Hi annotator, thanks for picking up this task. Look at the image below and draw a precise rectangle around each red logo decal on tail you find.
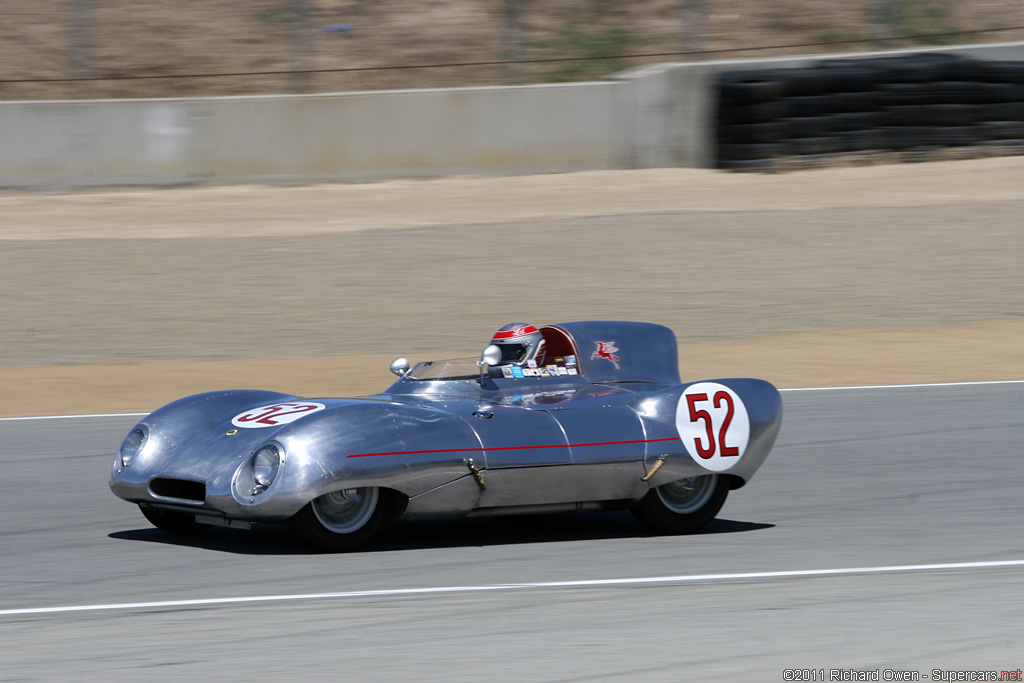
[591,341,621,369]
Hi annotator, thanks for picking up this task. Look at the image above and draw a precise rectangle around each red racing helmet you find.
[490,323,547,366]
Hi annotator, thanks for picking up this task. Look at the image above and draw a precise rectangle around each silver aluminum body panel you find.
[631,377,783,487]
[110,321,782,527]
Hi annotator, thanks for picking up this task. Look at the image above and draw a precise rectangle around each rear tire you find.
[631,474,730,535]
[139,505,213,534]
[288,487,388,552]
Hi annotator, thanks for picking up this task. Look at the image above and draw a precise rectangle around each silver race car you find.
[110,321,782,552]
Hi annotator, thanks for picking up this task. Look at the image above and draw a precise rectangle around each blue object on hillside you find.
[322,25,354,32]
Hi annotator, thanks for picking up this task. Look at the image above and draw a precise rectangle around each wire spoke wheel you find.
[631,474,730,535]
[311,487,379,534]
[290,486,388,552]
[655,475,718,514]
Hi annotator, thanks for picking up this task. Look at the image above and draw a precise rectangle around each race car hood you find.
[110,390,478,519]
[117,391,396,480]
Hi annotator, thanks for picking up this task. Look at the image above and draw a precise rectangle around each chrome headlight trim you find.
[252,443,282,489]
[119,426,148,468]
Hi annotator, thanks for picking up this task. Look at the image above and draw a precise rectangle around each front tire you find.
[288,487,387,552]
[139,505,213,535]
[630,474,730,535]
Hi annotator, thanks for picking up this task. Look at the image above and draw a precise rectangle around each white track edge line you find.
[2,379,1023,421]
[780,379,1024,392]
[2,559,1022,617]
[0,412,147,422]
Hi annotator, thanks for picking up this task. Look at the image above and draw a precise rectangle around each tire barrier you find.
[716,52,1024,170]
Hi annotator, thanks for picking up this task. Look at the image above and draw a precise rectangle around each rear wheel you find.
[139,505,213,534]
[631,474,730,535]
[288,487,387,552]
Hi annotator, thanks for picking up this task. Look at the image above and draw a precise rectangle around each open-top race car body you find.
[110,321,783,551]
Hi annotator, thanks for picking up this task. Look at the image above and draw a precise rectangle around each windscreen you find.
[406,359,481,381]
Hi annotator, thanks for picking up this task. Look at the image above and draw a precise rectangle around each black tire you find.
[976,61,1024,85]
[782,135,848,156]
[923,104,985,127]
[975,83,1023,105]
[882,104,927,126]
[716,158,776,172]
[837,128,886,151]
[718,71,785,104]
[830,111,883,132]
[907,81,978,105]
[718,100,787,124]
[779,115,837,138]
[929,125,984,148]
[717,142,780,162]
[717,120,787,144]
[982,102,1024,122]
[977,120,1024,141]
[816,64,875,93]
[783,68,846,97]
[877,83,922,107]
[139,505,213,535]
[288,487,389,552]
[824,91,879,112]
[783,94,840,118]
[630,474,730,535]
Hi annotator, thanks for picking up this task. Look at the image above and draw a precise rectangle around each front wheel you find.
[630,474,730,535]
[288,487,387,552]
[139,505,213,535]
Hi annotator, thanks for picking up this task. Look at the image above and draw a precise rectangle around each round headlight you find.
[252,444,281,488]
[120,428,147,467]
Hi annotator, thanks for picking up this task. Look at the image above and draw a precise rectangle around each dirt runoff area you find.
[1,156,1022,417]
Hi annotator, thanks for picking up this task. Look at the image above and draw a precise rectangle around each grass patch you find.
[532,27,645,83]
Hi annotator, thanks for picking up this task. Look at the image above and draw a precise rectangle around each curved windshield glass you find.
[406,359,482,381]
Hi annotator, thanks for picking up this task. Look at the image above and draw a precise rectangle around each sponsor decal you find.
[546,364,559,375]
[502,367,514,378]
[675,382,750,472]
[565,355,577,365]
[232,401,326,429]
[591,341,621,369]
[557,367,569,375]
[527,359,538,369]
[511,366,525,378]
[567,368,579,375]
[540,367,551,377]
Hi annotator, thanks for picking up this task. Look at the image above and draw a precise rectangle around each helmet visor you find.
[497,343,528,364]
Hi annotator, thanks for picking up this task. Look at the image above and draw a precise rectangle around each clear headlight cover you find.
[120,427,147,467]
[252,444,281,488]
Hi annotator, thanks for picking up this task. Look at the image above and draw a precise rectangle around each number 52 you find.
[686,391,740,459]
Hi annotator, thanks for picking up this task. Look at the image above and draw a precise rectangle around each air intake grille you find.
[149,477,206,503]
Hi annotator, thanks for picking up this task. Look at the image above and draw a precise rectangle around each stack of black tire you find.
[716,52,1024,170]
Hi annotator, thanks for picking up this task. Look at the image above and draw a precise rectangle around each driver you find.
[489,323,546,367]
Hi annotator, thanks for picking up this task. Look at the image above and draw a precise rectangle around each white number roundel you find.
[231,402,326,429]
[675,383,750,472]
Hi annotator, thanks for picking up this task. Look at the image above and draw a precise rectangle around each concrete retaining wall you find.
[0,82,618,188]
[1,41,1021,188]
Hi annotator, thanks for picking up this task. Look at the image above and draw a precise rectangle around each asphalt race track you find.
[1,382,1022,681]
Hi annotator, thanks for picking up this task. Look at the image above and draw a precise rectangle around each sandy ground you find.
[1,157,1022,417]
[3,157,1023,240]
